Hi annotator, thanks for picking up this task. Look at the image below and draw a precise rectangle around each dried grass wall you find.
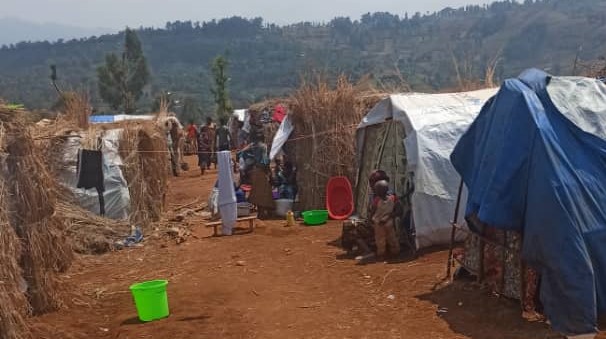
[0,106,74,338]
[289,76,384,210]
[119,121,169,226]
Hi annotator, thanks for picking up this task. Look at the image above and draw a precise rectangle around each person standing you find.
[230,113,240,149]
[206,117,216,170]
[248,132,274,219]
[215,117,232,153]
[197,119,213,176]
[186,120,198,155]
[369,180,401,259]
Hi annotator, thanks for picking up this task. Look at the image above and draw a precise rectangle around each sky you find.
[4,0,494,29]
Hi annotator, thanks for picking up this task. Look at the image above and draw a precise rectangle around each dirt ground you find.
[28,156,602,339]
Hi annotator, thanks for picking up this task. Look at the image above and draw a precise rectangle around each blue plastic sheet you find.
[89,115,115,123]
[451,69,606,335]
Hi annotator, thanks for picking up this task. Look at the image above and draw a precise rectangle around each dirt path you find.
[29,156,595,338]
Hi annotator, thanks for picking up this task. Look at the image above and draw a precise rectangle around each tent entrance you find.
[355,120,408,219]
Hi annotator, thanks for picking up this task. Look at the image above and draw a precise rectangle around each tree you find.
[210,55,232,118]
[97,28,150,114]
[180,96,202,123]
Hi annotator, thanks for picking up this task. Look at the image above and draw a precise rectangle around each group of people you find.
[185,117,232,176]
[188,111,296,220]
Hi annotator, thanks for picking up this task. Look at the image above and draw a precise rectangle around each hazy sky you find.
[4,0,494,29]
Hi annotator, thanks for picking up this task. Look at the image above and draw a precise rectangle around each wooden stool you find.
[205,215,257,236]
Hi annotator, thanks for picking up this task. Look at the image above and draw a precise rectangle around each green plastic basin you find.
[302,210,328,226]
[129,280,169,322]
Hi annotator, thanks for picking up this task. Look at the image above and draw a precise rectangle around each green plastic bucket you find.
[129,280,169,322]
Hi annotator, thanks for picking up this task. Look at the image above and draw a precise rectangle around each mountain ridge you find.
[0,0,605,113]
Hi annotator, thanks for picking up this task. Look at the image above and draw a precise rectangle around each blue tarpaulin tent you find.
[451,69,606,336]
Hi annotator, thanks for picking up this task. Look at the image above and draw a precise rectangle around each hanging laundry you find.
[77,149,104,190]
[77,149,106,215]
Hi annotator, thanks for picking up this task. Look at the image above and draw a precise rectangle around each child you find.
[369,180,401,259]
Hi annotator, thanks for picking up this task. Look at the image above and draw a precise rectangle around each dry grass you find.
[0,104,76,338]
[288,74,386,210]
[56,202,131,254]
[119,121,169,226]
[56,92,91,130]
[450,49,501,92]
[1,107,73,315]
[0,181,32,339]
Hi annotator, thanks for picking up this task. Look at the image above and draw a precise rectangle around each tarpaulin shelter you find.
[58,129,130,220]
[356,88,497,249]
[451,69,606,336]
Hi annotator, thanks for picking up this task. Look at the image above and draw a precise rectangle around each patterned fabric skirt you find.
[460,224,540,314]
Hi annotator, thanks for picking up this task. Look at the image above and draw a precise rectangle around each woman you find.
[247,134,275,219]
[185,120,198,155]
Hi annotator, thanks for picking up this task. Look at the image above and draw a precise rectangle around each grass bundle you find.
[0,107,73,315]
[56,202,131,254]
[0,181,31,339]
[56,92,91,130]
[0,105,74,338]
[119,121,169,227]
[288,75,385,210]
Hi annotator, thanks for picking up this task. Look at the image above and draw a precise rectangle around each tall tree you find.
[210,55,232,119]
[180,96,202,123]
[97,28,150,114]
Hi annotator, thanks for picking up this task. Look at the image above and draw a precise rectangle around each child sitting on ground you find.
[369,180,401,259]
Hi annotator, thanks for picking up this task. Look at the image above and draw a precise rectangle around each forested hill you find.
[1,0,605,113]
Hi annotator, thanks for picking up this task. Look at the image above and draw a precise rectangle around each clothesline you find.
[24,122,361,155]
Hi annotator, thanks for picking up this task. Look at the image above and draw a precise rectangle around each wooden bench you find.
[205,215,257,236]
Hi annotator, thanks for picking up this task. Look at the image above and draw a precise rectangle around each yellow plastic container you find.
[286,211,296,227]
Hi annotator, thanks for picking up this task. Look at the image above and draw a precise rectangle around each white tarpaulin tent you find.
[59,129,131,220]
[355,88,498,249]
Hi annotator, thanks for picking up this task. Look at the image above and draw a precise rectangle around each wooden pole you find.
[446,179,464,279]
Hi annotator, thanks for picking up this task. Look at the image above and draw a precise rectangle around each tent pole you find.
[446,179,464,280]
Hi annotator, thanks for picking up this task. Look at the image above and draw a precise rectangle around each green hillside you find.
[0,0,605,115]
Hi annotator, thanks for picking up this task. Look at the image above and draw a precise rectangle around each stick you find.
[377,269,396,291]
[446,179,464,280]
[171,199,200,211]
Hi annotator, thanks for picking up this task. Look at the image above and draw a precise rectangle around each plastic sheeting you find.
[356,88,497,249]
[269,115,293,160]
[58,129,130,220]
[451,69,606,335]
[90,114,155,124]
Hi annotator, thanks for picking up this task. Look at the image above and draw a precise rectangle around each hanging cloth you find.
[217,151,237,235]
[77,149,106,215]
